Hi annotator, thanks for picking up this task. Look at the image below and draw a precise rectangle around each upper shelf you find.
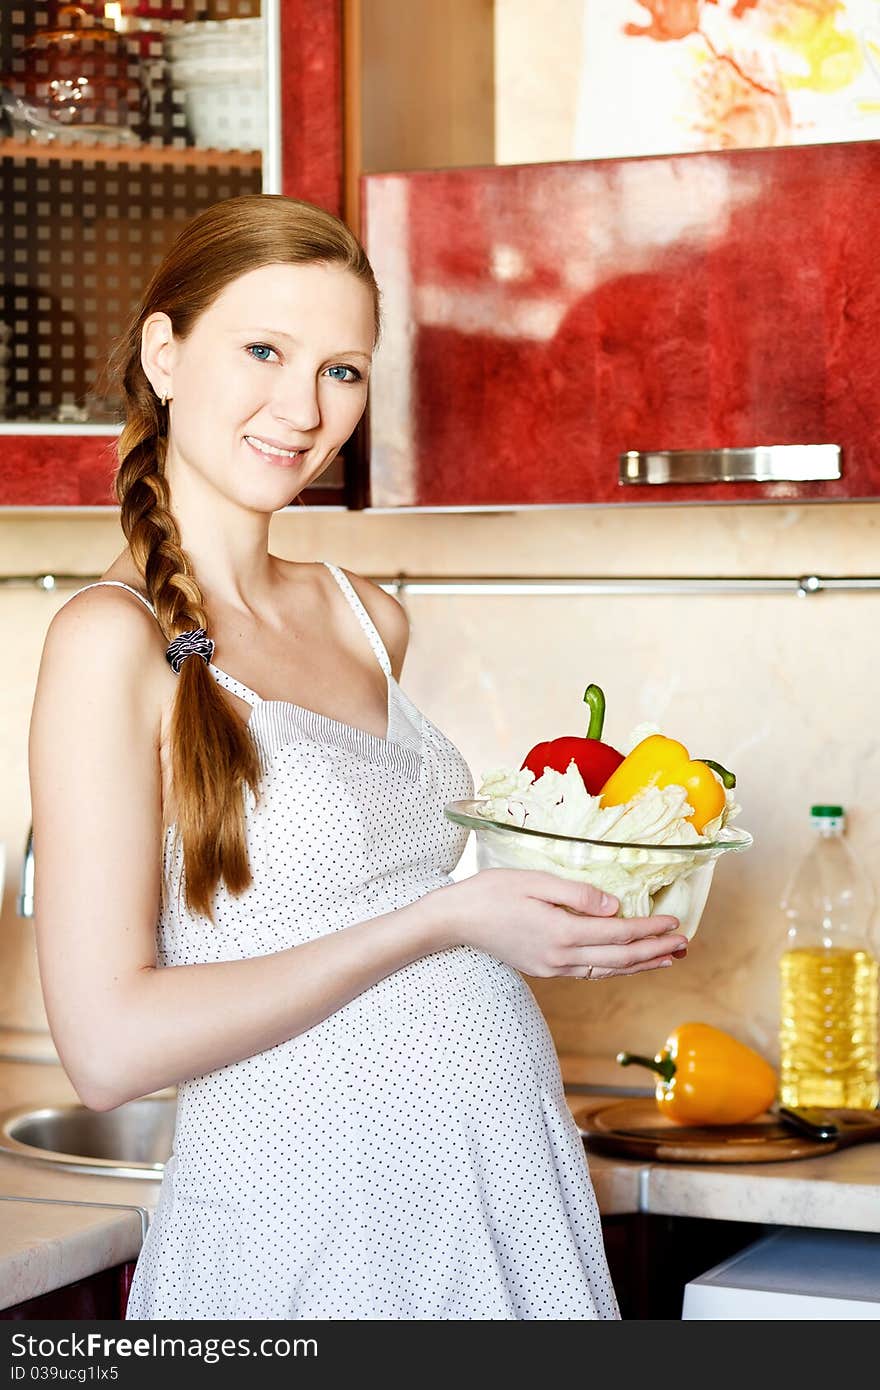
[0,139,263,169]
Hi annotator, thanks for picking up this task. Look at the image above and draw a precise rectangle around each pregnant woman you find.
[28,194,687,1320]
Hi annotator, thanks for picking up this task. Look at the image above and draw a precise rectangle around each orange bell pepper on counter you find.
[616,1022,777,1126]
[599,735,735,833]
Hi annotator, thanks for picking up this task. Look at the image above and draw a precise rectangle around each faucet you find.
[18,824,34,918]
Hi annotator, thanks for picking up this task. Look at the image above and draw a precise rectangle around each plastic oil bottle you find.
[779,805,879,1110]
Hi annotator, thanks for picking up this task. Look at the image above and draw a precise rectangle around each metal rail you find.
[0,572,879,597]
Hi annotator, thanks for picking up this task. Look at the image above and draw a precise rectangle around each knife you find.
[778,1106,880,1147]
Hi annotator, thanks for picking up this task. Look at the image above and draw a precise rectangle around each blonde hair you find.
[111,194,379,921]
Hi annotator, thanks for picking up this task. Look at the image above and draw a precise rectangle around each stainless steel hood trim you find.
[620,445,842,485]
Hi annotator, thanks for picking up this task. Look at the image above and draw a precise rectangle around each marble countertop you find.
[0,1052,163,1310]
[567,1094,880,1236]
[0,1048,878,1311]
[559,1053,880,1236]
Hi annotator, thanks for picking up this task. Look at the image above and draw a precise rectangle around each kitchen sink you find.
[0,1096,176,1181]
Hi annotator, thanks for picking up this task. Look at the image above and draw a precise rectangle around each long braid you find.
[115,409,263,922]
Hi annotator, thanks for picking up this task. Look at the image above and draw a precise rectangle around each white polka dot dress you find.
[78,567,618,1321]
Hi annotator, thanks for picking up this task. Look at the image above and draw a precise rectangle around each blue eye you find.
[325,364,362,383]
[246,343,279,363]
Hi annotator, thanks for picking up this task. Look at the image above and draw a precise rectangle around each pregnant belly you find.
[348,944,528,1029]
[169,959,565,1216]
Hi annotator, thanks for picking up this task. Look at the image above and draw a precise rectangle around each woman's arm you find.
[28,588,443,1112]
[30,588,685,1113]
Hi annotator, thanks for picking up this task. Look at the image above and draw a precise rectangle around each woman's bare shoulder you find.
[44,580,159,654]
[336,565,410,678]
[36,583,170,731]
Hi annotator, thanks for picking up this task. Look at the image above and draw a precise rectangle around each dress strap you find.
[61,581,262,707]
[207,664,262,709]
[321,561,392,679]
[60,579,159,618]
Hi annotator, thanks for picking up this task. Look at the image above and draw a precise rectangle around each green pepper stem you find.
[616,1050,677,1084]
[698,759,736,789]
[583,685,606,741]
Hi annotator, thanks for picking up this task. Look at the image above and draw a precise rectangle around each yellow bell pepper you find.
[598,734,733,833]
[617,1022,778,1126]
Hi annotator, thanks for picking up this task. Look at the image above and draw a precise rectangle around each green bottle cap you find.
[811,804,844,817]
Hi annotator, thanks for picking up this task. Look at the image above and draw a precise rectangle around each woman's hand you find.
[426,869,688,980]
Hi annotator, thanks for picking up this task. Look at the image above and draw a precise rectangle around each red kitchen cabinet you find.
[362,141,880,508]
[0,0,348,507]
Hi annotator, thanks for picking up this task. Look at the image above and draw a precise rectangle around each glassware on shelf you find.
[166,19,265,152]
[0,87,141,145]
[0,2,266,430]
[7,3,149,144]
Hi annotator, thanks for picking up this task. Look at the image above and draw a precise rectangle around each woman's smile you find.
[244,433,309,466]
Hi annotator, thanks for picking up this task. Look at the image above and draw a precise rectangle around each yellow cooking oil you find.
[779,946,879,1109]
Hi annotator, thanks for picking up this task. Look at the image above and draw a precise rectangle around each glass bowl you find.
[444,799,753,941]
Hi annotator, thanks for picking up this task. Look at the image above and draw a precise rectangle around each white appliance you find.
[683,1227,880,1319]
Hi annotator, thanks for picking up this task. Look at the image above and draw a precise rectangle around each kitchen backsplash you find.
[2,501,879,1065]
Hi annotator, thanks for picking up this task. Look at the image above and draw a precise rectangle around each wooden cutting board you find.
[572,1097,880,1164]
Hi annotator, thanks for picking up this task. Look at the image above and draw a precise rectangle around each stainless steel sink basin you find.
[0,1096,176,1180]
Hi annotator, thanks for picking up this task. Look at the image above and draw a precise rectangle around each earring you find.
[161,393,169,407]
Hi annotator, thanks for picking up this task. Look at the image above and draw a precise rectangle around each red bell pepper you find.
[521,685,625,794]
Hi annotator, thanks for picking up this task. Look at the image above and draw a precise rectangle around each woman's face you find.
[147,261,374,512]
